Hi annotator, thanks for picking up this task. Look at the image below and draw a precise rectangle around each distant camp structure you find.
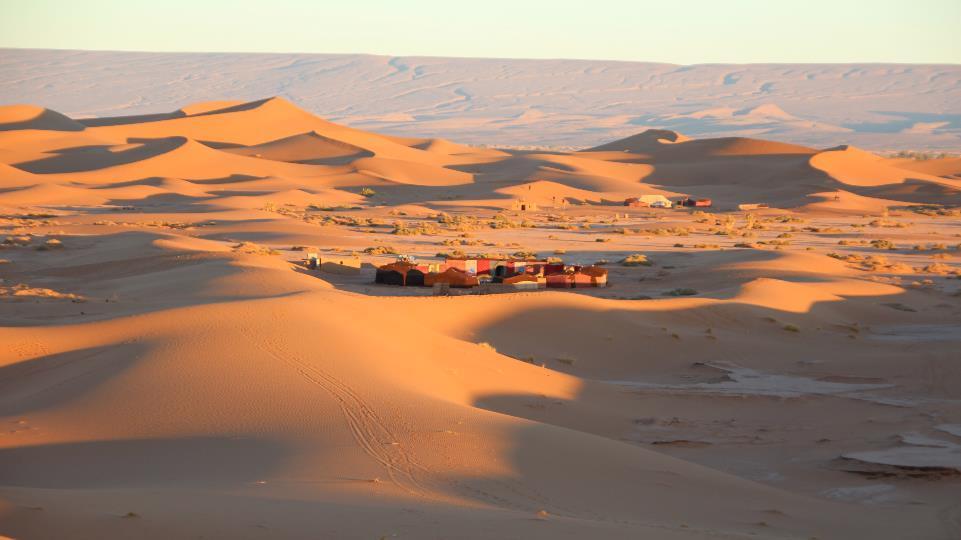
[510,199,539,212]
[373,256,607,290]
[304,252,361,274]
[624,195,672,208]
[680,197,712,208]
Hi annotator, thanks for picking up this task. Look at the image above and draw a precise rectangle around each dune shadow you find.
[15,137,187,174]
[0,437,287,488]
[0,343,146,417]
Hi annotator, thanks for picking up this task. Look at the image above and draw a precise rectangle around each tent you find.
[425,267,479,288]
[375,262,415,286]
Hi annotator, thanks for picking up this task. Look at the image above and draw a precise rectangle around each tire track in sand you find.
[253,333,431,497]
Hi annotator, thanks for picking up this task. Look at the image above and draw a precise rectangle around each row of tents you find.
[623,195,712,208]
[375,257,608,289]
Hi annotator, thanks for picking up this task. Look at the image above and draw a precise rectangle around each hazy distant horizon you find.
[3,48,959,152]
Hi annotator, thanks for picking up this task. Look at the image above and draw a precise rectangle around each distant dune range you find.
[1,49,960,151]
[0,98,959,211]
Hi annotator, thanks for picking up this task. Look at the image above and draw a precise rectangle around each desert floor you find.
[1,99,960,539]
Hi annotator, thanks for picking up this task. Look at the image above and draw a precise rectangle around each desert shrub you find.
[664,288,698,296]
[360,187,376,197]
[870,239,896,250]
[363,245,398,255]
[620,254,652,267]
[232,242,279,256]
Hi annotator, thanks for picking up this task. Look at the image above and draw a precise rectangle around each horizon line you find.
[3,47,960,67]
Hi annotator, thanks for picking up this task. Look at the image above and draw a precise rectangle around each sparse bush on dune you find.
[640,227,690,237]
[360,187,376,198]
[363,245,398,256]
[870,239,896,250]
[919,262,957,275]
[3,235,32,247]
[232,242,279,256]
[392,220,441,236]
[620,254,652,267]
[664,288,698,296]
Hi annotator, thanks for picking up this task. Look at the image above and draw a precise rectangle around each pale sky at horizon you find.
[1,0,959,65]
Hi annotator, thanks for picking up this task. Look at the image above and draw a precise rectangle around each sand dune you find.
[0,104,86,132]
[1,97,959,539]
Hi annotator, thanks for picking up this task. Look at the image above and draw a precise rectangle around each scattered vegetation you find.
[363,245,399,256]
[232,242,279,255]
[620,254,652,267]
[663,288,698,296]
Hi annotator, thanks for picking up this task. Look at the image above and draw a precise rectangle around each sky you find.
[1,0,959,64]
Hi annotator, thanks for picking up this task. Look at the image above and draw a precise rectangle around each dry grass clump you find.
[1,283,85,302]
[783,324,800,332]
[910,205,961,217]
[837,239,868,246]
[232,242,279,255]
[913,243,947,251]
[804,226,843,234]
[639,227,691,236]
[436,250,466,259]
[553,248,567,255]
[363,245,399,256]
[35,238,64,251]
[828,252,911,273]
[919,263,956,275]
[308,204,360,212]
[870,239,897,250]
[868,219,909,228]
[663,288,698,296]
[620,254,653,267]
[489,214,534,229]
[595,237,612,243]
[693,243,720,249]
[3,235,32,247]
[360,187,376,197]
[758,239,791,247]
[392,220,441,236]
